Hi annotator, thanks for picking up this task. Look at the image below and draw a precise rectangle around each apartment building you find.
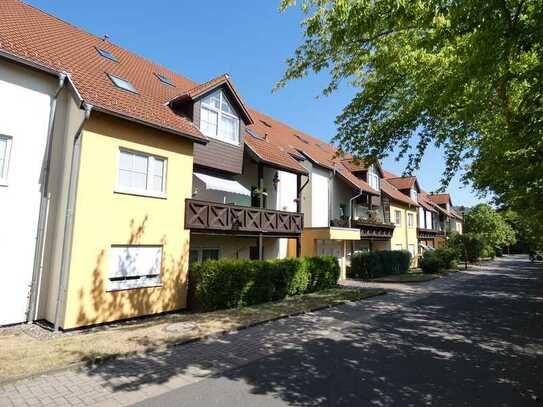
[0,0,463,328]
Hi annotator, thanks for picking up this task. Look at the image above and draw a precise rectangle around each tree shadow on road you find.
[83,257,543,406]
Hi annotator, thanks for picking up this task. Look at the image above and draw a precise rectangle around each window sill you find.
[0,180,8,187]
[107,284,163,293]
[114,188,167,200]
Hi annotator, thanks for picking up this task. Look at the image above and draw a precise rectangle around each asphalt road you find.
[134,256,543,406]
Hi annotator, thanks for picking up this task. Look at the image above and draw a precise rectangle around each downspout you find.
[28,72,67,322]
[348,190,364,228]
[53,102,93,331]
[328,167,336,225]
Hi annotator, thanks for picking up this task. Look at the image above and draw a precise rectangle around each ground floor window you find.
[108,246,162,291]
[189,247,220,264]
[408,244,416,258]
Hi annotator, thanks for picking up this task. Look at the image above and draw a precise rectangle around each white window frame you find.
[115,148,167,198]
[0,135,13,186]
[407,212,415,228]
[189,247,221,264]
[394,210,402,226]
[410,188,418,203]
[107,245,162,292]
[367,165,380,190]
[200,90,240,145]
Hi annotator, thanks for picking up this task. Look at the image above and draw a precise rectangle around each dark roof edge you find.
[244,143,308,175]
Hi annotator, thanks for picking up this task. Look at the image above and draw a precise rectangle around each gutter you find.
[348,190,365,228]
[27,72,67,322]
[53,102,93,331]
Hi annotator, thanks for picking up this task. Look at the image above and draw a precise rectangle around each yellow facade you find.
[61,113,194,329]
[300,227,361,279]
[389,203,419,267]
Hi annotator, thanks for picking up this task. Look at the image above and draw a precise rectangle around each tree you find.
[276,0,542,224]
[464,204,516,249]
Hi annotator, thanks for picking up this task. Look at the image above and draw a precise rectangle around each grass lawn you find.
[0,287,384,382]
[370,273,441,283]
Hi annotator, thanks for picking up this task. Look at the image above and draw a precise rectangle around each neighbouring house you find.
[428,193,464,247]
[379,177,419,266]
[0,55,66,326]
[417,191,444,252]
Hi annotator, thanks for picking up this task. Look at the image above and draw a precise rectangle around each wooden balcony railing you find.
[185,199,303,236]
[417,228,446,239]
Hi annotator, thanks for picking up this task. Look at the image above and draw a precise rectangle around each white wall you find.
[275,170,297,258]
[0,60,56,325]
[311,166,330,227]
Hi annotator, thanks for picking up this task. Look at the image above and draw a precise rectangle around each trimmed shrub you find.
[189,256,339,312]
[421,251,445,274]
[349,250,411,280]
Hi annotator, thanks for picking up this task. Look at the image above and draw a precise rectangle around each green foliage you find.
[421,251,446,274]
[189,256,339,311]
[448,232,486,262]
[421,247,459,274]
[277,0,542,232]
[465,204,516,249]
[349,250,411,280]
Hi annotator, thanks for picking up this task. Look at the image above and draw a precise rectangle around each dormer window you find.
[410,188,418,202]
[200,89,239,145]
[367,165,380,190]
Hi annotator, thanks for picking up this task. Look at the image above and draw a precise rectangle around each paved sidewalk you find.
[1,257,540,406]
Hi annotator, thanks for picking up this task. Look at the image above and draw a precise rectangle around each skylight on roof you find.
[155,73,175,87]
[295,134,309,144]
[96,47,118,62]
[259,120,272,128]
[107,74,138,94]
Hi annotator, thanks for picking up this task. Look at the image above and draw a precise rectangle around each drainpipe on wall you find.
[348,190,364,229]
[27,72,67,323]
[53,102,93,331]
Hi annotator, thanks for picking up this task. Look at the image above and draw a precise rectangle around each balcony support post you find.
[258,163,264,260]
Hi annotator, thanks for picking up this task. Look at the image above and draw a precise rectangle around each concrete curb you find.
[0,290,386,386]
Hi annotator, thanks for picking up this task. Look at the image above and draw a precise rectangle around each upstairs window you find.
[200,90,239,145]
[96,47,118,62]
[394,210,402,226]
[108,74,138,94]
[0,135,12,185]
[117,149,166,198]
[407,213,415,228]
[367,165,380,190]
[410,187,418,202]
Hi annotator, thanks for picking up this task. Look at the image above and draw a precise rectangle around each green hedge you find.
[349,250,411,280]
[421,248,459,274]
[188,256,340,311]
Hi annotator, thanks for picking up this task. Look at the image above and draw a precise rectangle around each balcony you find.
[417,228,445,239]
[331,217,395,241]
[185,199,303,236]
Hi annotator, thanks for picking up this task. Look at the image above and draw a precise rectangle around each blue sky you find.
[27,0,485,206]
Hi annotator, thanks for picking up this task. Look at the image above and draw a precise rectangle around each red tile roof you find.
[382,169,398,179]
[429,193,452,206]
[381,180,418,207]
[386,176,417,190]
[244,134,307,175]
[336,164,379,195]
[0,0,207,143]
[418,192,438,213]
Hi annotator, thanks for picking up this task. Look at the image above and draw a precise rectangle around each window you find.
[96,47,118,62]
[408,244,416,257]
[410,188,418,202]
[0,135,12,185]
[108,246,162,291]
[117,149,166,197]
[200,90,239,144]
[394,210,402,225]
[426,211,433,230]
[108,74,138,94]
[407,213,414,228]
[189,248,220,264]
[155,72,175,87]
[367,165,380,190]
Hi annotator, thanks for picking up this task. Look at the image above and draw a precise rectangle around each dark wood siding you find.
[192,98,245,174]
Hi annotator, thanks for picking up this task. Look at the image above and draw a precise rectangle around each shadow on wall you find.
[79,258,543,406]
[73,214,189,328]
